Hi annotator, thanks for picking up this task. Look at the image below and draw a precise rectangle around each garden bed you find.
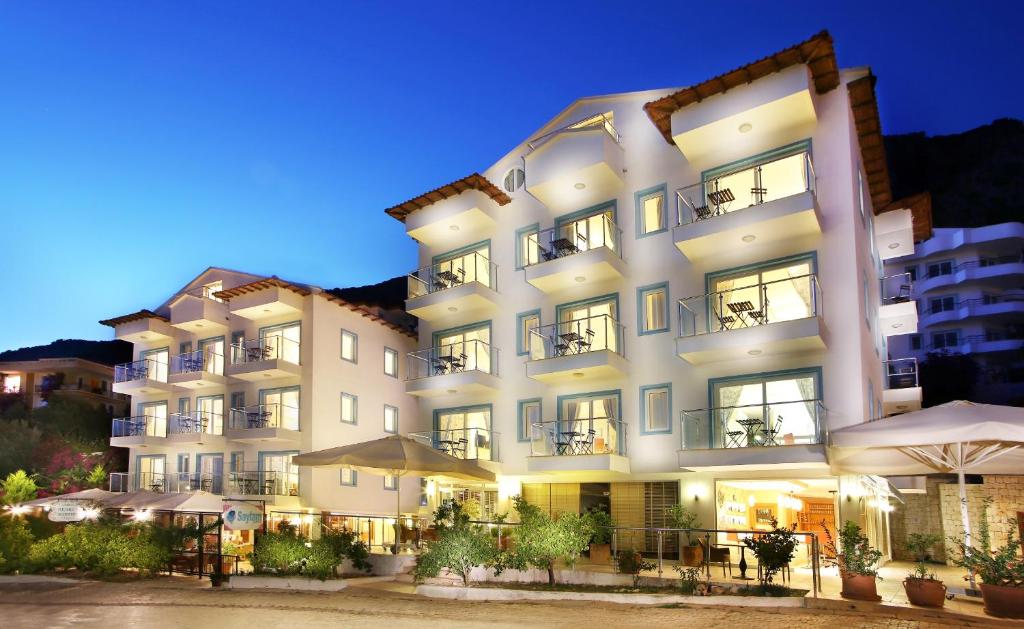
[225,575,348,591]
[415,583,808,607]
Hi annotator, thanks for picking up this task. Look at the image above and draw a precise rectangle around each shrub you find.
[744,519,797,589]
[414,499,498,586]
[250,526,372,580]
[616,550,655,588]
[823,520,882,578]
[673,565,703,594]
[250,530,307,575]
[949,499,1024,587]
[665,503,701,545]
[28,520,168,576]
[905,532,942,580]
[1,470,39,505]
[585,506,614,545]
[0,516,35,574]
[509,496,593,586]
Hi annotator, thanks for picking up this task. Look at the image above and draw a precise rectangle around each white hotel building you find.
[387,31,928,556]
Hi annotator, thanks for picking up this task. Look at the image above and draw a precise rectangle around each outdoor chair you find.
[762,417,783,446]
[576,328,595,352]
[582,429,596,454]
[699,539,732,577]
[725,430,745,448]
[693,204,714,221]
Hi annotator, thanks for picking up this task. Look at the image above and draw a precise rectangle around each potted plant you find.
[616,550,655,588]
[585,506,614,564]
[903,533,946,608]
[949,500,1024,619]
[666,503,703,567]
[823,520,882,601]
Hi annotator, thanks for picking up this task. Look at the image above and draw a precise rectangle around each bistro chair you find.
[698,539,732,577]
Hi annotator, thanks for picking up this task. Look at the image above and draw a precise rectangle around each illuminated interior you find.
[711,370,820,447]
[710,258,816,329]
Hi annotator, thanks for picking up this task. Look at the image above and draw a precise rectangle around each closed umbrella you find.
[292,434,495,553]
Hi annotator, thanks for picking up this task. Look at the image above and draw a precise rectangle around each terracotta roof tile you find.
[384,173,511,223]
[212,277,312,300]
[98,310,169,327]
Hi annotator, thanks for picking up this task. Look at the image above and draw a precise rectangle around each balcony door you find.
[709,257,815,329]
[259,451,298,496]
[560,392,620,455]
[556,205,615,253]
[435,324,491,373]
[136,454,165,492]
[435,406,492,460]
[198,337,225,374]
[711,370,820,447]
[435,242,491,288]
[198,453,224,494]
[557,296,618,352]
[259,386,299,430]
[704,143,810,211]
[137,401,167,436]
[260,322,301,364]
[140,347,169,382]
[196,394,224,435]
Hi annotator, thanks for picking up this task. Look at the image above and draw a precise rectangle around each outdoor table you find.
[719,542,754,580]
[708,187,735,212]
[558,332,582,354]
[736,417,765,446]
[246,411,271,429]
[558,431,582,455]
[551,237,580,257]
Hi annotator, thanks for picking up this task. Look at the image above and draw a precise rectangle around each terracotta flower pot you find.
[903,578,946,608]
[681,545,703,567]
[980,583,1024,619]
[589,543,610,564]
[840,572,881,601]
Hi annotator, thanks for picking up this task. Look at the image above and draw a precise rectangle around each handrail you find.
[228,403,299,431]
[680,399,825,450]
[182,284,225,302]
[408,428,500,462]
[112,415,167,438]
[527,112,619,152]
[529,417,626,457]
[527,314,624,360]
[230,336,299,365]
[170,411,225,435]
[406,340,499,380]
[883,358,918,389]
[678,273,822,337]
[523,213,622,268]
[170,348,224,375]
[880,272,913,305]
[114,357,168,383]
[408,251,498,298]
[228,470,299,496]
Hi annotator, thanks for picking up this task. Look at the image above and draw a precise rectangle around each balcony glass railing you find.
[675,151,815,225]
[884,358,919,390]
[228,403,299,431]
[409,428,499,461]
[170,411,224,436]
[112,415,167,438]
[408,252,497,299]
[230,337,300,365]
[523,214,622,268]
[680,400,824,450]
[114,358,168,383]
[678,274,822,337]
[880,273,913,306]
[527,314,624,360]
[529,418,626,457]
[406,340,499,380]
[228,470,299,496]
[170,349,224,376]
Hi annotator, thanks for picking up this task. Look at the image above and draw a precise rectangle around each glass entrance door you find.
[136,455,166,492]
[198,454,224,494]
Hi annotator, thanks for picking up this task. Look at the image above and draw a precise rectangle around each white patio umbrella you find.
[18,487,115,508]
[292,434,496,553]
[830,400,1024,587]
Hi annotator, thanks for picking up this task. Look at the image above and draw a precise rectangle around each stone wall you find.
[938,475,1024,566]
[890,476,950,562]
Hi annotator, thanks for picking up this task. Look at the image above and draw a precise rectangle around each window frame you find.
[384,404,398,434]
[515,222,540,270]
[340,328,358,363]
[340,392,358,425]
[517,398,542,443]
[639,383,672,435]
[516,309,541,356]
[634,183,668,238]
[383,347,399,378]
[339,468,357,487]
[383,474,398,491]
[637,282,670,335]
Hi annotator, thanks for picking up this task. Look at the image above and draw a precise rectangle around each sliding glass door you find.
[709,258,816,330]
[435,324,492,373]
[260,322,301,364]
[557,298,618,353]
[559,392,621,455]
[711,371,821,448]
[435,406,493,460]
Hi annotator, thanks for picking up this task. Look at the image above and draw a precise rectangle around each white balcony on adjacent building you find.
[524,113,624,214]
[678,400,827,471]
[110,316,176,344]
[917,255,1024,294]
[168,349,227,389]
[527,418,630,474]
[225,337,301,381]
[226,404,300,443]
[113,357,171,394]
[405,341,500,398]
[879,273,918,336]
[167,411,226,447]
[960,333,1024,356]
[110,415,167,448]
[672,150,820,262]
[169,292,229,334]
[920,293,1024,328]
[525,315,627,383]
[523,215,626,293]
[882,358,922,415]
[675,274,826,364]
[874,208,916,260]
[406,252,499,322]
[224,284,305,321]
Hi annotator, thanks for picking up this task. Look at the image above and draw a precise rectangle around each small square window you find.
[910,334,922,350]
[518,399,541,442]
[638,284,669,334]
[384,347,399,377]
[340,329,358,363]
[340,392,358,424]
[641,384,671,434]
[339,468,357,486]
[384,474,398,491]
[636,185,667,236]
[517,311,541,356]
[384,405,398,434]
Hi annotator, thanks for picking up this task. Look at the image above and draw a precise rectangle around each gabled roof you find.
[384,173,511,223]
[98,309,169,327]
[212,276,314,301]
[643,31,840,144]
[848,72,893,210]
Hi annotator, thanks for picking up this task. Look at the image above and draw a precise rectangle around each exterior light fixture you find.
[195,324,204,328]
[263,309,272,313]
[574,182,586,190]
[447,306,458,312]
[446,389,457,394]
[449,224,460,232]
[888,243,900,250]
[133,509,152,522]
[741,234,756,243]
[572,372,584,378]
[892,322,903,329]
[738,122,753,133]
[747,349,763,356]
[574,276,586,283]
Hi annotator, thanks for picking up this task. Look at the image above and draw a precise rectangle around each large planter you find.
[903,578,945,608]
[980,583,1024,619]
[840,572,880,602]
[589,543,610,565]
[681,545,703,567]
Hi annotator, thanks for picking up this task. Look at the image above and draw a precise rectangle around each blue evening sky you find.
[1,1,1020,350]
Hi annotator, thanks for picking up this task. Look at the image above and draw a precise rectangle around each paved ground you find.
[0,577,1008,629]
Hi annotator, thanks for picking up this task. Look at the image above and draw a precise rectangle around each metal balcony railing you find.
[170,411,224,436]
[529,418,626,457]
[183,284,225,303]
[409,428,500,462]
[170,348,224,376]
[408,251,497,299]
[884,358,919,389]
[675,150,815,225]
[112,415,167,438]
[229,336,299,365]
[680,399,825,450]
[678,273,822,337]
[522,214,622,268]
[228,403,299,431]
[406,340,499,380]
[114,357,168,383]
[527,314,624,361]
[228,470,299,497]
[880,272,913,305]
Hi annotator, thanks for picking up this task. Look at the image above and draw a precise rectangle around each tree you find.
[743,519,798,590]
[0,470,39,505]
[509,496,593,586]
[414,499,497,586]
[920,352,979,407]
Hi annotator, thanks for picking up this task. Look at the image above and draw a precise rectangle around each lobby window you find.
[640,384,671,434]
[635,184,667,237]
[518,399,541,442]
[384,347,398,378]
[340,329,358,363]
[384,405,398,434]
[340,392,358,424]
[638,283,669,335]
[339,468,357,487]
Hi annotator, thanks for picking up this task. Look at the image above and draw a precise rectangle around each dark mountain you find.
[885,118,1024,227]
[0,339,133,366]
[329,276,407,311]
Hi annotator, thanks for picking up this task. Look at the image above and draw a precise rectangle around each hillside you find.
[0,339,133,366]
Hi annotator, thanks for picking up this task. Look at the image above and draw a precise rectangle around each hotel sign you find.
[222,501,263,530]
[48,500,85,522]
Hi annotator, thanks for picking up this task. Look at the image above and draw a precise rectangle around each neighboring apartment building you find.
[885,222,1024,404]
[385,32,929,557]
[0,356,129,416]
[101,267,421,543]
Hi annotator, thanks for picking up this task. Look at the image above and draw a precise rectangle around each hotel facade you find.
[387,32,929,557]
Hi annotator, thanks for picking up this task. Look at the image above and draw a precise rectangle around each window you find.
[259,386,300,430]
[932,331,959,350]
[927,260,953,278]
[177,397,190,416]
[638,283,669,335]
[0,374,20,394]
[635,184,667,237]
[858,168,867,227]
[198,336,225,374]
[340,392,357,424]
[929,296,957,314]
[434,322,492,373]
[179,341,193,355]
[559,391,621,454]
[435,405,493,461]
[556,294,619,353]
[260,322,300,364]
[230,391,245,412]
[708,255,816,330]
[554,202,617,254]
[384,347,398,378]
[433,242,492,289]
[517,399,541,442]
[503,167,525,193]
[339,468,357,486]
[340,329,358,363]
[516,310,541,356]
[640,384,671,434]
[910,334,922,350]
[202,280,224,302]
[709,369,821,447]
[177,453,190,474]
[904,265,918,282]
[384,474,398,491]
[384,405,398,434]
[230,452,244,474]
[515,223,540,269]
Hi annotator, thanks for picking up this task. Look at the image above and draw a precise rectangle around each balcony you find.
[226,403,300,443]
[673,151,819,263]
[525,315,627,383]
[225,284,304,321]
[109,471,294,497]
[960,332,1024,355]
[405,341,500,398]
[675,274,826,364]
[523,216,625,293]
[404,190,501,248]
[524,114,624,214]
[874,208,916,260]
[108,471,189,493]
[225,338,301,381]
[110,415,167,448]
[883,358,922,415]
[678,400,827,471]
[406,252,499,321]
[918,254,1024,293]
[169,291,229,334]
[226,470,300,504]
[167,411,226,446]
[527,418,630,474]
[409,428,500,462]
[168,349,227,390]
[113,358,171,394]
[921,293,1024,328]
[111,316,176,344]
[879,273,918,336]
